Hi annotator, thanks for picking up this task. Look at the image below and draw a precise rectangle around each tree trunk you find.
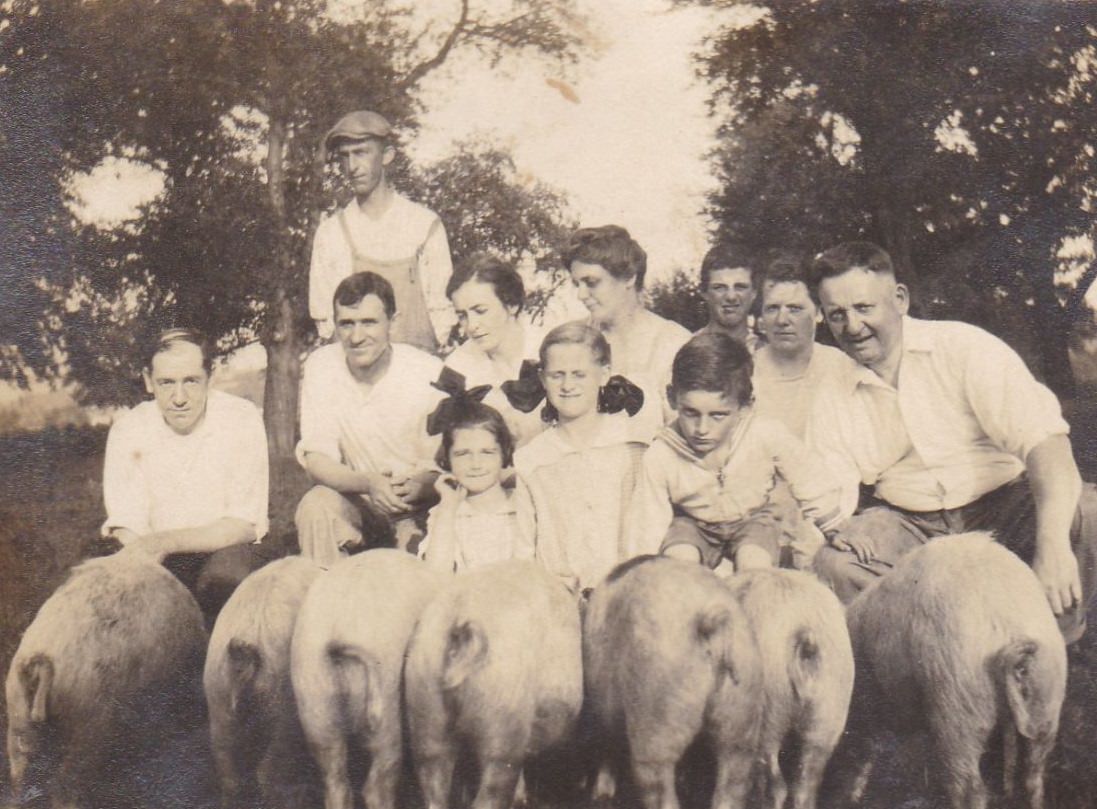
[262,297,300,459]
[262,114,301,460]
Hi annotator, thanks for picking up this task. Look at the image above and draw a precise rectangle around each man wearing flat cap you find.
[309,110,456,351]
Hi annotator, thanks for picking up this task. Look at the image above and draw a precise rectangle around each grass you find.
[3,425,1097,808]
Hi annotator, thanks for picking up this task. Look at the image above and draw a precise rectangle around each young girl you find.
[418,401,534,573]
[509,322,647,594]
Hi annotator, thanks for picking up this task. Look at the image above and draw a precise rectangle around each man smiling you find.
[295,271,445,567]
[695,242,762,352]
[808,241,1097,643]
[309,110,455,350]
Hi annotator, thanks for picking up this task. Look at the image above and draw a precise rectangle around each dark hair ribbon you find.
[598,375,645,416]
[426,367,492,436]
[501,361,644,422]
[501,360,546,414]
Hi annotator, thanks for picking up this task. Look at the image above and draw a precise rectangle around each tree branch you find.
[397,0,470,92]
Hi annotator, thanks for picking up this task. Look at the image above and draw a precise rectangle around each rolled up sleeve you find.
[806,386,863,521]
[295,356,343,468]
[225,405,270,540]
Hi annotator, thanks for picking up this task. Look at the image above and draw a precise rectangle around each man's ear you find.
[895,282,911,316]
[382,145,396,167]
[142,369,154,395]
[666,385,678,410]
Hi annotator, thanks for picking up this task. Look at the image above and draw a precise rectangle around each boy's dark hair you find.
[562,225,647,290]
[436,401,516,472]
[807,241,896,300]
[670,332,753,406]
[446,252,525,311]
[700,242,762,291]
[333,271,397,318]
[143,327,213,374]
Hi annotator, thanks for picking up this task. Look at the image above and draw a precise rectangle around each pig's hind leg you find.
[931,714,991,809]
[361,717,403,809]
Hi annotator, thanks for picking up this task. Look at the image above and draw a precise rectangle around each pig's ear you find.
[19,655,54,724]
[442,621,489,690]
[694,607,738,686]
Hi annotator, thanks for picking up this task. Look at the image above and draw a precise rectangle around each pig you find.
[203,555,323,809]
[289,548,446,809]
[405,559,583,809]
[838,532,1067,809]
[5,552,208,809]
[583,555,764,809]
[725,568,853,809]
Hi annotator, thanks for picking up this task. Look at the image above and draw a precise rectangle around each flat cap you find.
[323,110,392,153]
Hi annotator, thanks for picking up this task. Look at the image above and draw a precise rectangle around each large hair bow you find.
[501,360,645,422]
[426,367,493,436]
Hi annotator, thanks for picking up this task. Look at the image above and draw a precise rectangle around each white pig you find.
[725,568,853,809]
[5,552,207,809]
[405,559,583,809]
[204,555,323,809]
[289,549,445,809]
[841,532,1067,809]
[583,555,764,809]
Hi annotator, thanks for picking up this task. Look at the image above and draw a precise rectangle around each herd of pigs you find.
[5,532,1068,809]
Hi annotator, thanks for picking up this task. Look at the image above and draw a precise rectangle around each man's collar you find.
[846,316,929,392]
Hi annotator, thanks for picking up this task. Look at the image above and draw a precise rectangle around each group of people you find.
[100,109,1097,645]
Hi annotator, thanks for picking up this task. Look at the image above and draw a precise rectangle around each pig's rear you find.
[844,532,1066,809]
[204,555,322,809]
[583,555,763,809]
[406,560,582,809]
[5,553,207,808]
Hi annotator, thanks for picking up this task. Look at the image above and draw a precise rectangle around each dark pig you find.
[583,555,763,809]
[204,555,323,809]
[5,552,207,809]
[840,532,1067,809]
[726,568,853,809]
[405,559,583,809]
[289,549,445,809]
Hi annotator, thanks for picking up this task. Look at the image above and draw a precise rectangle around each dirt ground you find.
[3,425,1097,809]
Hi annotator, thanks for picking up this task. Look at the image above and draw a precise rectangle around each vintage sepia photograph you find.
[3,1,1097,808]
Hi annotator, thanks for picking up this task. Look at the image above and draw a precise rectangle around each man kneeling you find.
[101,328,275,621]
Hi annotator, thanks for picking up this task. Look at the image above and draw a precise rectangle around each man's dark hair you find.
[446,252,525,311]
[700,242,762,291]
[333,271,397,318]
[562,225,647,290]
[670,332,753,406]
[808,241,896,300]
[143,327,213,374]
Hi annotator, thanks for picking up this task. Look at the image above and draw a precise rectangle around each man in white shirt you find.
[694,242,762,353]
[295,271,446,568]
[102,328,274,619]
[752,254,853,568]
[808,241,1097,642]
[310,110,456,351]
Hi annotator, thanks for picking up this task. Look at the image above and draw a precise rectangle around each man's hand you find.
[117,535,168,564]
[828,527,875,564]
[364,470,410,516]
[393,469,440,506]
[1032,539,1082,616]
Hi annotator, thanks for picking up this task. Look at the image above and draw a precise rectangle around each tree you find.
[0,0,581,456]
[684,0,1097,395]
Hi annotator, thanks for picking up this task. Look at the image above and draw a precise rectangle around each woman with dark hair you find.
[443,252,546,446]
[563,225,691,440]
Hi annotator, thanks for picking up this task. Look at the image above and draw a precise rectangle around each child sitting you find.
[418,399,533,573]
[507,322,647,593]
[628,332,844,573]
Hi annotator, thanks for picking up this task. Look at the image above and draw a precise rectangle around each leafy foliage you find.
[0,0,580,451]
[684,0,1097,393]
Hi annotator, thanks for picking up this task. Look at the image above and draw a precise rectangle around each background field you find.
[4,421,1097,809]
